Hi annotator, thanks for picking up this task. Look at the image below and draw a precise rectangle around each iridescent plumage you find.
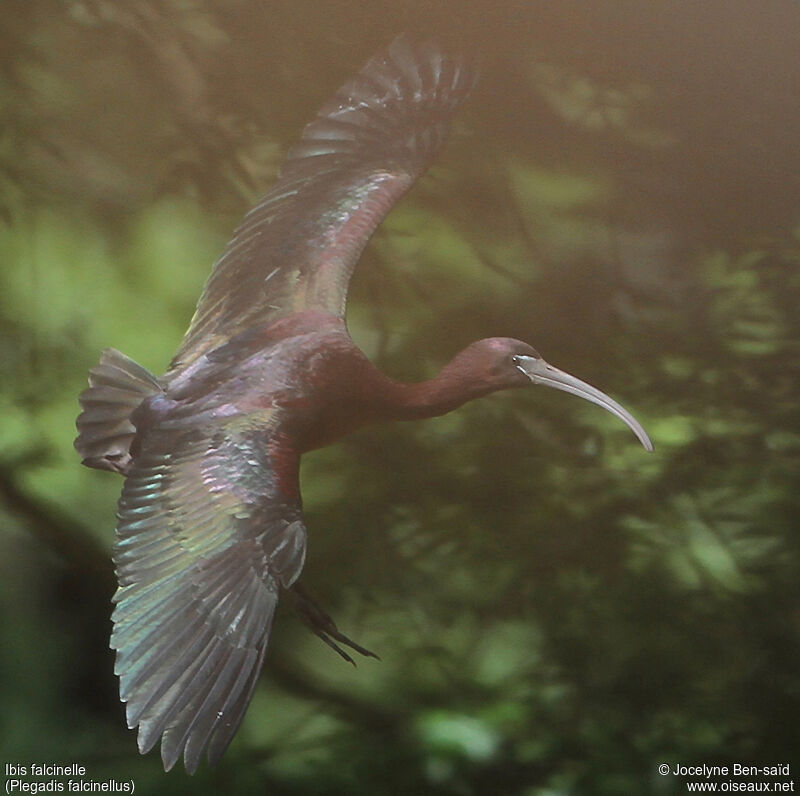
[76,36,478,772]
[76,34,651,774]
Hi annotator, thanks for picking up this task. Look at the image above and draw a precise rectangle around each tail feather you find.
[75,349,162,474]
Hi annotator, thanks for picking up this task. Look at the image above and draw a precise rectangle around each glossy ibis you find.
[75,35,652,773]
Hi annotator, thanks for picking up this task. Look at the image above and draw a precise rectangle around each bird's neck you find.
[381,360,499,421]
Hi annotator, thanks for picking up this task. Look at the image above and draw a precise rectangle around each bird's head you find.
[452,337,653,451]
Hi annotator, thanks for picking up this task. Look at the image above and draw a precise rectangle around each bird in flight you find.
[75,34,652,774]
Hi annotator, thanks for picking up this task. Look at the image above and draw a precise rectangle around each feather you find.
[172,36,476,370]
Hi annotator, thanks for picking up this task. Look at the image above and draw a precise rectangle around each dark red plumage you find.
[75,35,651,774]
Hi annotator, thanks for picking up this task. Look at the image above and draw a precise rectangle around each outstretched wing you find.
[111,417,306,773]
[172,35,476,370]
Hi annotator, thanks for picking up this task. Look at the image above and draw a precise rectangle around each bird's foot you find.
[291,583,380,666]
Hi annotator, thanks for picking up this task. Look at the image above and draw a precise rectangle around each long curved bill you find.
[515,356,654,451]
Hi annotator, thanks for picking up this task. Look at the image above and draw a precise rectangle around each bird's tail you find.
[75,348,162,475]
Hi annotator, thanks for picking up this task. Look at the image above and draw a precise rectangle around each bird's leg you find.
[290,582,380,665]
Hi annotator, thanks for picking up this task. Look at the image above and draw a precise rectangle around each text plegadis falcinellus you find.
[75,35,653,774]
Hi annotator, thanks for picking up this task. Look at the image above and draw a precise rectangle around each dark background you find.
[2,1,799,793]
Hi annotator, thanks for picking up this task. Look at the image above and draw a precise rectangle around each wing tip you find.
[386,33,479,103]
[331,33,478,117]
[284,34,478,176]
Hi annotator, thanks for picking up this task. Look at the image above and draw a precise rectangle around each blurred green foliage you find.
[2,1,799,794]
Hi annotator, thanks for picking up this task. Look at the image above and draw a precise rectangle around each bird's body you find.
[75,36,652,774]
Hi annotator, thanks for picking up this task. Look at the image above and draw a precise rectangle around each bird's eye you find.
[511,355,527,373]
